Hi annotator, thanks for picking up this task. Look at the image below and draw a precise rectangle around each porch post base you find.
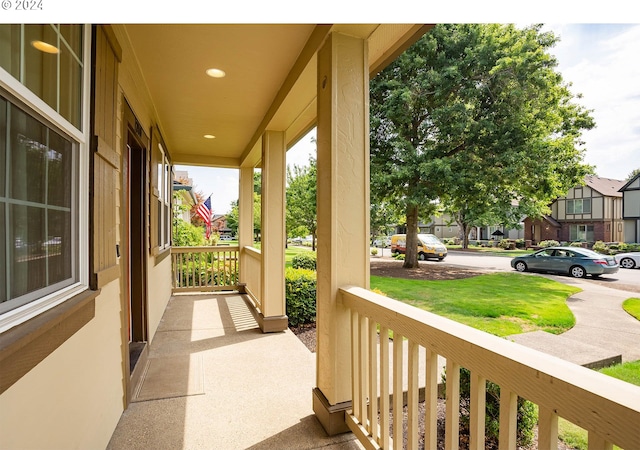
[256,313,288,333]
[312,387,352,436]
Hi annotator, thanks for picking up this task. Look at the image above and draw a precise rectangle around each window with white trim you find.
[0,24,87,327]
[567,198,591,214]
[569,224,594,242]
[157,143,171,250]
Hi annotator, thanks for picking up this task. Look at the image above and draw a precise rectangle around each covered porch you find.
[118,24,639,449]
[107,291,361,449]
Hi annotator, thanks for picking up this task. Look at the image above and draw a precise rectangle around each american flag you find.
[197,196,213,239]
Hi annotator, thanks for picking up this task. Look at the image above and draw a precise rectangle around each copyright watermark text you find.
[2,0,43,10]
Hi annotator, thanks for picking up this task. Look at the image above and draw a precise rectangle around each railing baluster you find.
[351,310,360,419]
[538,406,558,450]
[469,372,486,450]
[445,360,460,450]
[407,340,419,450]
[379,326,390,448]
[368,318,378,442]
[588,431,613,450]
[191,251,196,289]
[498,388,517,450]
[171,246,240,292]
[425,348,438,450]
[393,333,403,450]
[359,314,369,432]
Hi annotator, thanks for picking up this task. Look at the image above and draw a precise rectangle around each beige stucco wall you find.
[0,281,125,449]
[147,255,173,343]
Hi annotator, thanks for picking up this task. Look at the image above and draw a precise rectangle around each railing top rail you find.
[171,246,240,253]
[244,246,262,258]
[339,285,640,449]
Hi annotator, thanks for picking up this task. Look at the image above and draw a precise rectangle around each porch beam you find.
[314,31,370,434]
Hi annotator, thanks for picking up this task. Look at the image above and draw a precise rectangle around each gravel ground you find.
[290,260,577,449]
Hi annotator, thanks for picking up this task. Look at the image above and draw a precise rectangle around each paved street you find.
[372,248,640,293]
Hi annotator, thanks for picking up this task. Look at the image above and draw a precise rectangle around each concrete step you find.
[507,330,622,369]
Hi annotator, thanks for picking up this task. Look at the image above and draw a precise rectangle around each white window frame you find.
[158,143,171,251]
[0,25,91,333]
[567,198,591,215]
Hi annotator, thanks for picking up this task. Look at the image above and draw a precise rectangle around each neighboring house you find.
[619,172,640,243]
[396,212,525,241]
[211,214,233,237]
[173,179,197,222]
[524,175,626,244]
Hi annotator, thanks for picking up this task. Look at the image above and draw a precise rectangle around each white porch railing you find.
[242,246,262,311]
[171,246,239,292]
[340,286,640,450]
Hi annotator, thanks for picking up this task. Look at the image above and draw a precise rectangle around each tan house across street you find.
[620,172,640,243]
[524,175,627,244]
[1,24,639,449]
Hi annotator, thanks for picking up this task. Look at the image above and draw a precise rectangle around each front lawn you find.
[622,298,640,321]
[370,272,579,336]
[285,245,314,267]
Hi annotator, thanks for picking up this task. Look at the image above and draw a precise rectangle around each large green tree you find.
[286,158,317,251]
[370,24,595,264]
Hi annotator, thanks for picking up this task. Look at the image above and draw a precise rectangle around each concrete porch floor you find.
[107,293,362,450]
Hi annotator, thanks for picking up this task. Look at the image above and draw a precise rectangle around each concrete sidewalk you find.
[509,275,640,365]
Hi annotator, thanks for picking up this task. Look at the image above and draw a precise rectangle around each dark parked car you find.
[511,246,619,278]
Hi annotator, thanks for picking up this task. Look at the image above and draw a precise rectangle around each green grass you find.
[370,272,579,336]
[558,420,590,450]
[599,359,640,387]
[285,245,314,267]
[622,298,640,321]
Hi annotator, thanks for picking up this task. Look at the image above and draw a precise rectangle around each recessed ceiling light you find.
[205,68,226,78]
[31,40,60,54]
[204,134,216,139]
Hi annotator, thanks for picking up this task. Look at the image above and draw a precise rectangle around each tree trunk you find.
[461,223,470,249]
[403,204,420,268]
[312,230,316,252]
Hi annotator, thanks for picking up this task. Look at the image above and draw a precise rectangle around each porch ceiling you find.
[121,24,431,168]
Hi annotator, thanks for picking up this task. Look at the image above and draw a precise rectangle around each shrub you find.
[172,219,205,247]
[285,267,316,326]
[569,241,584,247]
[497,239,512,250]
[291,252,317,270]
[371,248,379,256]
[539,240,559,248]
[592,241,609,254]
[443,367,537,448]
[515,238,525,249]
[393,253,405,260]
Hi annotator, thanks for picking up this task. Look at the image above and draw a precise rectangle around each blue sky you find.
[179,23,640,214]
